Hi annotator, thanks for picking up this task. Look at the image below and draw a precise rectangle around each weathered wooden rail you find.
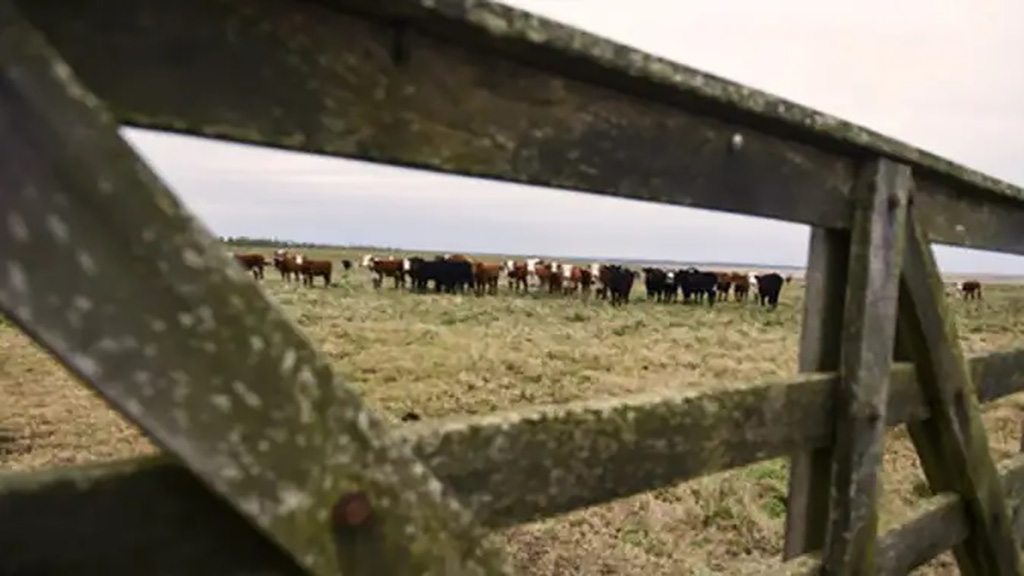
[1,0,1023,574]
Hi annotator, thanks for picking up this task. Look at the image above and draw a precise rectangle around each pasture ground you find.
[3,245,1024,575]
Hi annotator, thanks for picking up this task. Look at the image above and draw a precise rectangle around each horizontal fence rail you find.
[14,0,1024,255]
[3,348,1024,573]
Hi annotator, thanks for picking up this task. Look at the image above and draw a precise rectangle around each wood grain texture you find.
[13,0,1024,254]
[0,458,304,576]
[0,4,511,575]
[783,227,850,559]
[895,210,1024,576]
[3,347,1023,575]
[778,455,1024,575]
[821,159,910,573]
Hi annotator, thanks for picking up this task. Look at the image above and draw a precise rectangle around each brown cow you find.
[444,253,473,263]
[231,252,266,280]
[715,271,733,302]
[534,261,558,293]
[300,258,332,287]
[544,262,564,294]
[731,272,750,301]
[473,262,502,296]
[960,279,983,300]
[558,263,587,296]
[504,258,550,292]
[272,249,302,282]
[362,254,408,289]
[504,260,530,292]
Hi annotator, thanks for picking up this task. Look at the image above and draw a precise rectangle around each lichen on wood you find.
[15,0,1024,256]
[0,4,511,574]
[820,158,911,573]
[0,457,305,575]
[784,226,850,559]
[2,347,1024,570]
[13,0,857,233]
[895,211,1024,575]
[409,0,1024,206]
[780,455,1024,575]
[400,372,845,526]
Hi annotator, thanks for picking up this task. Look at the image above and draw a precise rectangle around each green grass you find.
[3,244,1024,574]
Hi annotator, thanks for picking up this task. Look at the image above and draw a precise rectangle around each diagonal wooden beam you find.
[820,158,910,573]
[895,207,1024,575]
[0,3,510,575]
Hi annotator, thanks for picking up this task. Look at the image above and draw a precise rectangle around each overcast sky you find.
[122,0,1024,274]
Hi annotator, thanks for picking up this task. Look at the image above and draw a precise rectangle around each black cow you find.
[606,265,637,306]
[642,267,672,302]
[755,272,784,309]
[662,270,679,302]
[341,259,353,271]
[675,267,718,306]
[408,257,474,294]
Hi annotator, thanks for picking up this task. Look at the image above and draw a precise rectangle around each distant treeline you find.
[219,236,397,252]
[218,236,804,272]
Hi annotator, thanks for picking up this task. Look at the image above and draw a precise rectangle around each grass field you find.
[3,244,1024,574]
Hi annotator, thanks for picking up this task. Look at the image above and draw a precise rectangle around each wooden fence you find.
[1,0,1024,574]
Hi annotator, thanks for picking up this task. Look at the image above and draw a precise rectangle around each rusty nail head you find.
[334,492,372,528]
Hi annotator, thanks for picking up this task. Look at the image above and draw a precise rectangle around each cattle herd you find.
[225,249,811,309]
[228,249,991,308]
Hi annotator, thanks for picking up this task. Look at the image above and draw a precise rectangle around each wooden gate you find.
[2,1,1024,574]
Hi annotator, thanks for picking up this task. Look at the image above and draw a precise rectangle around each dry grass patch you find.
[2,247,1024,574]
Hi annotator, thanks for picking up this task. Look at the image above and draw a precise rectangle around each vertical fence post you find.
[783,226,849,559]
[820,158,910,573]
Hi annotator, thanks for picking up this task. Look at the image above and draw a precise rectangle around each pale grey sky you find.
[122,0,1024,274]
